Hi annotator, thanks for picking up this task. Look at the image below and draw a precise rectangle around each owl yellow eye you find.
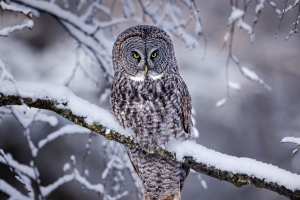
[133,52,140,59]
[151,52,157,58]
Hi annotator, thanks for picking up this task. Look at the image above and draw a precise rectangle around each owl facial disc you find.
[117,34,170,82]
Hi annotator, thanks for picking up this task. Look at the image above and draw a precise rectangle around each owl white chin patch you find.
[126,71,165,81]
[128,75,145,81]
[149,73,164,80]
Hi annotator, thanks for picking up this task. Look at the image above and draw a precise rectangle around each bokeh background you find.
[1,0,300,199]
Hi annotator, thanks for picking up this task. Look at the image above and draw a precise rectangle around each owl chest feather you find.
[110,75,190,199]
[111,75,187,147]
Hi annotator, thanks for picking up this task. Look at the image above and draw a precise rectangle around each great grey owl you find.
[110,25,194,200]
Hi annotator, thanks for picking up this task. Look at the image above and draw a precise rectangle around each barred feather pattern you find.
[110,25,194,200]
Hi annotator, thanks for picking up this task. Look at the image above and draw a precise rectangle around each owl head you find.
[112,25,178,81]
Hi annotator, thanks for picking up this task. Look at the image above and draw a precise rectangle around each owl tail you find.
[143,191,181,200]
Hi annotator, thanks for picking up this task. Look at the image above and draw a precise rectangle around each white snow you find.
[102,155,117,179]
[14,175,25,184]
[241,67,259,81]
[241,67,272,91]
[0,1,32,18]
[15,0,95,34]
[11,106,57,128]
[63,163,71,172]
[223,32,230,42]
[237,20,252,34]
[228,81,241,91]
[231,55,239,64]
[34,113,58,126]
[0,149,4,156]
[228,7,244,24]
[0,19,34,37]
[0,153,35,179]
[0,179,31,200]
[255,0,265,14]
[168,140,300,191]
[191,127,199,138]
[215,97,227,107]
[76,0,86,10]
[0,107,11,114]
[282,137,300,145]
[41,169,104,196]
[0,81,131,137]
[38,125,90,148]
[269,1,276,7]
[99,88,110,104]
[201,180,207,189]
[70,155,76,164]
[292,149,299,155]
[283,0,299,13]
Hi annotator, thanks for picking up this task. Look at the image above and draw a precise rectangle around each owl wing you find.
[179,79,193,191]
[181,80,193,134]
[125,148,141,178]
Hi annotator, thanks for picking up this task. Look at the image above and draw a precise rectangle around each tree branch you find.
[0,81,300,200]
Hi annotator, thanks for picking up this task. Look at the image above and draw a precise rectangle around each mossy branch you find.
[0,94,299,200]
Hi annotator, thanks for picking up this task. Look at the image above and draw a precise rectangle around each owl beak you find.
[144,65,148,73]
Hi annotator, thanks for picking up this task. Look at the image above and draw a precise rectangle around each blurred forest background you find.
[1,0,300,199]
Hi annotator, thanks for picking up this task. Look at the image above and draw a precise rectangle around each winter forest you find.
[0,0,300,199]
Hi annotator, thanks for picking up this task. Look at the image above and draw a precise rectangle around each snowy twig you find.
[282,137,300,155]
[285,2,300,40]
[41,169,104,196]
[0,179,31,200]
[216,0,274,107]
[0,81,300,199]
[0,152,35,179]
[0,2,34,37]
[0,19,34,37]
[11,0,125,86]
[38,124,90,149]
[0,150,32,194]
[0,1,32,18]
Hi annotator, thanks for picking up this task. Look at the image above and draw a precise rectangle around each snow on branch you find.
[12,0,101,35]
[216,0,284,107]
[0,150,32,195]
[282,137,300,155]
[282,137,300,145]
[0,1,32,18]
[0,19,34,37]
[11,0,126,86]
[41,169,104,197]
[0,2,34,37]
[0,179,31,200]
[283,0,300,14]
[0,81,300,199]
[38,124,90,149]
[0,151,35,179]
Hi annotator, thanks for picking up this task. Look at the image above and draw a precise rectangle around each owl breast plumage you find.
[110,25,194,200]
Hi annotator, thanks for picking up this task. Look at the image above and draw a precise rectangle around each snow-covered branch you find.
[0,1,34,37]
[0,1,32,18]
[41,169,104,197]
[0,19,34,37]
[0,179,31,200]
[282,137,300,155]
[0,81,299,199]
[0,152,35,179]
